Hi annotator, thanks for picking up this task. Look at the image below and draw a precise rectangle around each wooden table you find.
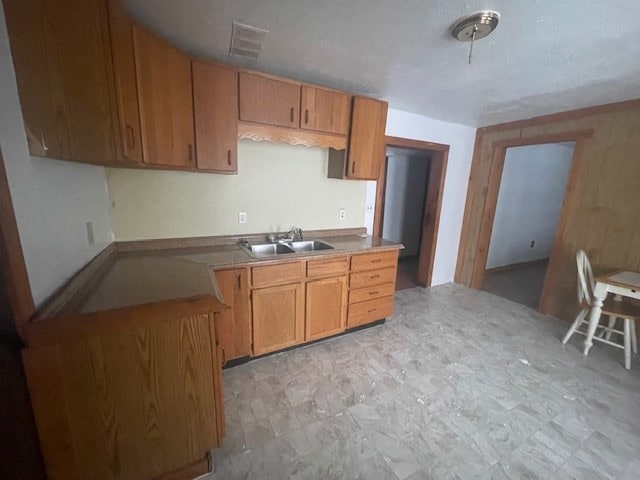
[584,271,640,366]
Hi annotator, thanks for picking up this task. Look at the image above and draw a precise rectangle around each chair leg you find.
[631,320,638,354]
[562,309,588,345]
[624,318,631,370]
[603,316,617,340]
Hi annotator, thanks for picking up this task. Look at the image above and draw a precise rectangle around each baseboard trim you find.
[485,258,549,274]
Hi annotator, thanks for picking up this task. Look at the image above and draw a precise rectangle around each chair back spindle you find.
[576,249,595,306]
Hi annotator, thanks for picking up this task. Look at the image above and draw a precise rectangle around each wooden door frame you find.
[468,129,595,313]
[374,136,449,287]
[0,148,35,339]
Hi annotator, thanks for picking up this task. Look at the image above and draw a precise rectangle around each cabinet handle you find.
[369,291,379,295]
[126,125,135,150]
[304,109,309,124]
[41,133,49,152]
[220,347,227,366]
[367,308,377,313]
[370,274,380,279]
[351,162,355,174]
[237,274,242,290]
[189,144,194,162]
[227,149,232,166]
[290,107,295,122]
[372,259,382,263]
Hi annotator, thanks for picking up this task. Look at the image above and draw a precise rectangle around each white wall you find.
[0,5,114,307]
[382,154,429,257]
[106,140,368,240]
[381,109,477,286]
[486,143,574,269]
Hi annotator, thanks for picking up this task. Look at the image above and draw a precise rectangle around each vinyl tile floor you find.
[208,283,640,480]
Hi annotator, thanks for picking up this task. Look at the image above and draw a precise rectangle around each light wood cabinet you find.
[347,96,388,179]
[239,73,300,128]
[306,276,347,341]
[214,269,251,361]
[22,304,225,480]
[193,62,238,173]
[300,86,350,135]
[107,0,144,164]
[3,0,120,164]
[133,25,195,168]
[251,283,304,356]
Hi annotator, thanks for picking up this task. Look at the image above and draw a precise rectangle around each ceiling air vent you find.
[229,22,268,60]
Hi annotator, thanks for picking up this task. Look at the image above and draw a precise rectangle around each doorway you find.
[481,142,575,308]
[373,136,448,289]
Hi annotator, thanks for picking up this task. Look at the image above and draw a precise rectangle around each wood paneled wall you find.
[456,100,640,321]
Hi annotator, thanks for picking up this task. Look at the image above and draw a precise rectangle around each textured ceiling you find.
[124,0,640,127]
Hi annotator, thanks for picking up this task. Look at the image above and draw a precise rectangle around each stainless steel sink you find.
[240,242,295,257]
[290,240,335,252]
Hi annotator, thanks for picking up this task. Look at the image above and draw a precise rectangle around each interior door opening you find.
[373,137,449,290]
[481,141,576,309]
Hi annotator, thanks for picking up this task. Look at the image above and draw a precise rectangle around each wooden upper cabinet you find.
[132,25,195,168]
[193,62,238,173]
[347,96,388,180]
[213,269,251,360]
[300,87,350,135]
[107,0,143,164]
[239,73,300,128]
[3,0,119,164]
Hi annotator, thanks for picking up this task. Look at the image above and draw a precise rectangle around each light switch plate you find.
[238,212,247,224]
[339,209,346,221]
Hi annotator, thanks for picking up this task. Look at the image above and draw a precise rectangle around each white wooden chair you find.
[562,250,639,369]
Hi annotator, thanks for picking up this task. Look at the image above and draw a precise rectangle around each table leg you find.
[583,284,607,355]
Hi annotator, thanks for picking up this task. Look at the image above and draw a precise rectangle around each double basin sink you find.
[240,239,335,258]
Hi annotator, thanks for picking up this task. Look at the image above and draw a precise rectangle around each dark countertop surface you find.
[77,234,403,315]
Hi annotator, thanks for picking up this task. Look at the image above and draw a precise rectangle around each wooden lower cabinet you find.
[214,268,251,361]
[305,276,347,341]
[22,308,224,480]
[251,283,304,356]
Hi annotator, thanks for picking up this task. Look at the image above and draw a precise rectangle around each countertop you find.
[73,234,403,316]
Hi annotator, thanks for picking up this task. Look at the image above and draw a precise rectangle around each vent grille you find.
[229,22,268,60]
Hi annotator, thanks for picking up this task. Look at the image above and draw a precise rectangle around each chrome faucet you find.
[287,228,303,241]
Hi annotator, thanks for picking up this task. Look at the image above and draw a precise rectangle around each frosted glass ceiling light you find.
[452,11,500,65]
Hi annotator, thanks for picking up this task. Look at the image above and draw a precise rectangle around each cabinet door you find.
[238,73,300,128]
[213,269,251,360]
[346,96,388,180]
[300,87,350,135]
[193,62,238,172]
[306,276,347,341]
[107,0,143,164]
[252,283,304,356]
[133,25,195,167]
[3,0,118,164]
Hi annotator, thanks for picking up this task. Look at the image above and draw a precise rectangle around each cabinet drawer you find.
[350,250,398,272]
[306,256,349,277]
[347,296,394,328]
[349,282,395,304]
[350,267,397,288]
[252,262,303,287]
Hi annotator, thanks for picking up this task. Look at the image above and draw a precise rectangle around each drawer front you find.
[347,296,394,328]
[252,262,303,287]
[306,256,349,278]
[350,250,398,272]
[350,266,397,288]
[349,282,395,304]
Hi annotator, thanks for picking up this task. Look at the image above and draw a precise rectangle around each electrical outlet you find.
[86,221,95,246]
[365,204,374,213]
[238,212,247,224]
[339,209,346,221]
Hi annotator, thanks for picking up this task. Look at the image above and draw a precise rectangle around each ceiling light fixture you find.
[452,11,500,65]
